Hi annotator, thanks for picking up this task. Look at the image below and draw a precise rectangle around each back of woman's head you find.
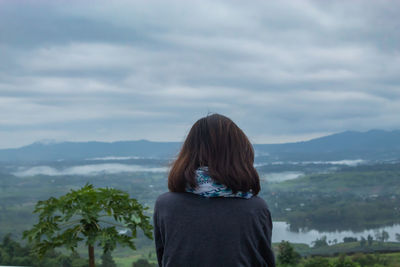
[168,113,260,195]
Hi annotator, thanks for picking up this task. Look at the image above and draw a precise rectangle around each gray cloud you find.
[0,0,399,148]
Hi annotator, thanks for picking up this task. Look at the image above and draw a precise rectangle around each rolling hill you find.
[0,130,399,162]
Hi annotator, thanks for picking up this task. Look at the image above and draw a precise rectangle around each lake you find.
[272,221,400,245]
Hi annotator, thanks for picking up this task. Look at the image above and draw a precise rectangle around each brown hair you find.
[168,113,260,195]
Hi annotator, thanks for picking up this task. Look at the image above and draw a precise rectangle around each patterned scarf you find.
[185,166,253,199]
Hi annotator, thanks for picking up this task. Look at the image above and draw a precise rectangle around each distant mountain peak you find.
[32,139,62,146]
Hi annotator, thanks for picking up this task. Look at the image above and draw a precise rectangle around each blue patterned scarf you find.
[185,166,253,199]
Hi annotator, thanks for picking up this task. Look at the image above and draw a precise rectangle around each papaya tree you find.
[23,184,153,267]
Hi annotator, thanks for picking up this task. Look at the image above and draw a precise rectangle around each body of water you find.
[261,172,304,183]
[272,221,400,245]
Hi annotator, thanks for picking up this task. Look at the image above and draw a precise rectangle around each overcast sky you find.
[0,0,399,148]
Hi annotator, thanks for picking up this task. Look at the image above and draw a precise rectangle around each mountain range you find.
[0,130,399,162]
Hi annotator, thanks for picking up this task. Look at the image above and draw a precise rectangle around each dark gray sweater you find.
[153,192,275,267]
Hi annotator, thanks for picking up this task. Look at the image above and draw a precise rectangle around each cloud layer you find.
[13,163,168,177]
[1,0,399,148]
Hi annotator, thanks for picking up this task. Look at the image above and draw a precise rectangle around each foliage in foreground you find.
[0,234,87,267]
[276,241,400,267]
[277,241,301,265]
[0,233,156,267]
[132,258,157,267]
[23,184,153,267]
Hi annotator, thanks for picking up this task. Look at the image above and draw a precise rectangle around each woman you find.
[153,114,275,267]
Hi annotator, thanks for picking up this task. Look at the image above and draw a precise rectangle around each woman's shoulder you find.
[155,192,270,210]
[155,191,186,202]
[154,192,186,208]
[154,192,272,227]
[247,195,270,210]
[154,192,200,207]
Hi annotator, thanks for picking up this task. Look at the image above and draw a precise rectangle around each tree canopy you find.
[23,184,153,267]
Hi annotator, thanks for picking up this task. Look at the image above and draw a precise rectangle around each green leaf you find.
[23,183,153,258]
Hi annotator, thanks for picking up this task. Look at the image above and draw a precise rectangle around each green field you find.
[1,162,400,265]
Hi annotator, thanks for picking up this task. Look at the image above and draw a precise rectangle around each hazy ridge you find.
[0,129,399,162]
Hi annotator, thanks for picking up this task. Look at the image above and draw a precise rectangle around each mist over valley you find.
[1,129,400,250]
